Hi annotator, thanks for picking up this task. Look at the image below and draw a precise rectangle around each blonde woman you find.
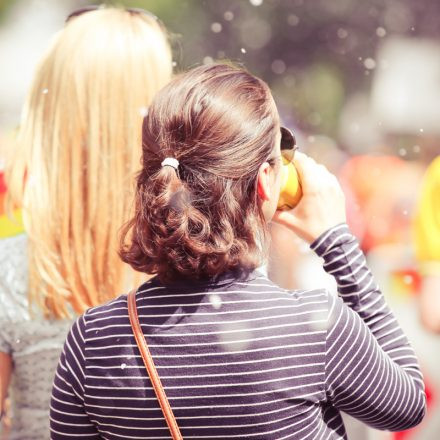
[0,6,172,439]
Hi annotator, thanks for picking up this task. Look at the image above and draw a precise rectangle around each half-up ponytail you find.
[120,63,279,283]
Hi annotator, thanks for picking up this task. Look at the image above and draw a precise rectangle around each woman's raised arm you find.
[315,225,426,430]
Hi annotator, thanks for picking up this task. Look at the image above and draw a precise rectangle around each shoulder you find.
[79,283,144,339]
[0,234,29,320]
[242,274,331,326]
[248,273,330,303]
[83,293,129,328]
[63,293,129,356]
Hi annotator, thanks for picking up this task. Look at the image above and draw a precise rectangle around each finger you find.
[296,159,329,192]
[292,152,316,184]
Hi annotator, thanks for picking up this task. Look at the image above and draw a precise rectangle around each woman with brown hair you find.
[50,63,425,439]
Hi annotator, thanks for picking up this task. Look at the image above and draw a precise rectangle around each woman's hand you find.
[273,152,346,243]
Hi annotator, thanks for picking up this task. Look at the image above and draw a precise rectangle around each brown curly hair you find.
[120,63,280,283]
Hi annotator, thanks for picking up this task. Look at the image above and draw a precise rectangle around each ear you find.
[257,161,272,201]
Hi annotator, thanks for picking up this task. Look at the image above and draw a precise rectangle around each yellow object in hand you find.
[277,161,302,211]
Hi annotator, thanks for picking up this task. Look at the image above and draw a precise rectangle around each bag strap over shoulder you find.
[127,289,183,440]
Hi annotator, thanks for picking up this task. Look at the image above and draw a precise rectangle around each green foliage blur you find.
[3,0,439,140]
[107,0,440,139]
[0,0,14,23]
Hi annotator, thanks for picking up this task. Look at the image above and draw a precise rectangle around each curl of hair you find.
[121,168,264,283]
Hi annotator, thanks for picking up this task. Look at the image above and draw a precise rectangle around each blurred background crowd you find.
[1,0,439,439]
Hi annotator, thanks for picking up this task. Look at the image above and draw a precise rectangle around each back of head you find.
[7,6,172,317]
[120,63,280,283]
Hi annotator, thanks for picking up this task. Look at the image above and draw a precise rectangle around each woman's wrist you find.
[310,223,352,257]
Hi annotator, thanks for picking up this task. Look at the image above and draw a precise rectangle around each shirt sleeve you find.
[311,224,426,431]
[50,313,100,439]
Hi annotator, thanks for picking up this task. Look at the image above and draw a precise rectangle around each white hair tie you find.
[161,157,179,171]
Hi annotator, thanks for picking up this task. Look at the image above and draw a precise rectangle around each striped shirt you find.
[50,224,426,439]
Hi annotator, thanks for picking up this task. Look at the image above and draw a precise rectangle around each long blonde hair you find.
[7,7,172,318]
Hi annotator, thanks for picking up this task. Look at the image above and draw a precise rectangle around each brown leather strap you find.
[127,290,183,440]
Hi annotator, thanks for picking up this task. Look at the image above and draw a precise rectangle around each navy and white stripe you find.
[50,224,426,439]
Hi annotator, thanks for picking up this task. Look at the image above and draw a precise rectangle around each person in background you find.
[0,6,172,439]
[414,156,440,333]
[51,63,425,439]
